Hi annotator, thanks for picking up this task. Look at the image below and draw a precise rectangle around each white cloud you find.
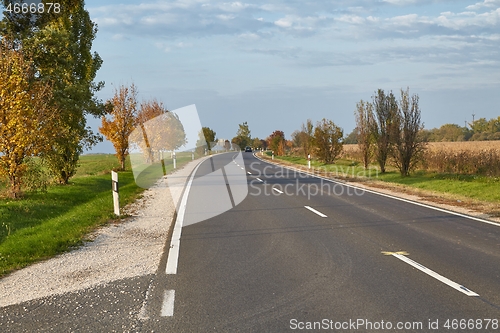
[383,0,418,5]
[466,0,500,11]
[389,13,420,26]
[238,32,260,40]
[111,34,127,41]
[89,0,500,69]
[217,14,235,20]
[274,17,293,28]
[217,1,254,12]
[336,15,365,24]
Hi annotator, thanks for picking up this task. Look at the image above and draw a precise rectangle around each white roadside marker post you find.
[308,154,311,169]
[173,151,177,169]
[111,171,120,216]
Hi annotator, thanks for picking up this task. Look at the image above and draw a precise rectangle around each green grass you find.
[267,154,500,203]
[0,152,202,277]
[74,154,121,176]
[0,154,152,277]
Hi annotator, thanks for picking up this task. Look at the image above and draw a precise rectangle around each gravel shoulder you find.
[0,157,205,308]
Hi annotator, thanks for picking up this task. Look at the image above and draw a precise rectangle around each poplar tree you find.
[0,39,55,197]
[371,89,398,173]
[1,0,105,184]
[392,88,426,176]
[355,100,375,169]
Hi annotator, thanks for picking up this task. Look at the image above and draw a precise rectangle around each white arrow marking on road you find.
[391,253,479,297]
[304,206,327,218]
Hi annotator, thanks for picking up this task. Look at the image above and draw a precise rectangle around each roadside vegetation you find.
[0,153,198,278]
[261,151,500,206]
[0,1,218,277]
[0,155,134,277]
[1,2,105,197]
[239,87,499,217]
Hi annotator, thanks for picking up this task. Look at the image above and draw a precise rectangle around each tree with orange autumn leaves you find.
[99,84,138,171]
[132,99,186,163]
[0,40,56,198]
[100,86,187,169]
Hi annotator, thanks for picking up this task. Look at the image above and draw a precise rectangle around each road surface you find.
[1,152,499,332]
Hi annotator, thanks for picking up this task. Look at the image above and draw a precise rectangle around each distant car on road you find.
[244,146,252,152]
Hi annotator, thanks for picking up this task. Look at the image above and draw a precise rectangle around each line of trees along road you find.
[355,88,425,176]
[235,87,425,177]
[100,83,188,170]
[0,0,104,198]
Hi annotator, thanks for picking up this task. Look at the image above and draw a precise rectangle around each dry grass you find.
[426,141,500,151]
[342,141,500,176]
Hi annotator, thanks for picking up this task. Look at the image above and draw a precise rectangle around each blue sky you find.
[81,0,499,152]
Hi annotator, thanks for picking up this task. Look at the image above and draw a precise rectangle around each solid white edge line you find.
[272,187,283,194]
[165,159,206,275]
[304,205,327,218]
[392,254,479,297]
[161,290,176,316]
[253,155,499,228]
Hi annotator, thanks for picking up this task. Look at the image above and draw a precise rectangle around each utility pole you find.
[472,113,476,125]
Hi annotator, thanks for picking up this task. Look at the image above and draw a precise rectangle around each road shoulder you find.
[255,153,500,225]
[0,157,208,308]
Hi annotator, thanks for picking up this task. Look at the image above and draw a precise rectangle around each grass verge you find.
[260,152,500,216]
[0,153,194,278]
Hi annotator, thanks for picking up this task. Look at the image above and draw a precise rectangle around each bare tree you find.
[371,89,398,173]
[355,100,374,169]
[392,88,426,176]
[301,119,314,157]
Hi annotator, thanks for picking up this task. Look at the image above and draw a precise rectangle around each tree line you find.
[232,87,425,177]
[419,117,500,142]
[346,114,500,143]
[99,83,189,172]
[231,119,345,165]
[354,88,425,176]
[0,1,103,198]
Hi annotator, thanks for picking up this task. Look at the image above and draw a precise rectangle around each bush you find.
[22,158,51,193]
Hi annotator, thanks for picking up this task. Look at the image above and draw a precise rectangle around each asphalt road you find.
[1,152,499,332]
[146,152,500,332]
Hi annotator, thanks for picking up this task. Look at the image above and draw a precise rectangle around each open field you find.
[342,141,500,157]
[343,141,500,176]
